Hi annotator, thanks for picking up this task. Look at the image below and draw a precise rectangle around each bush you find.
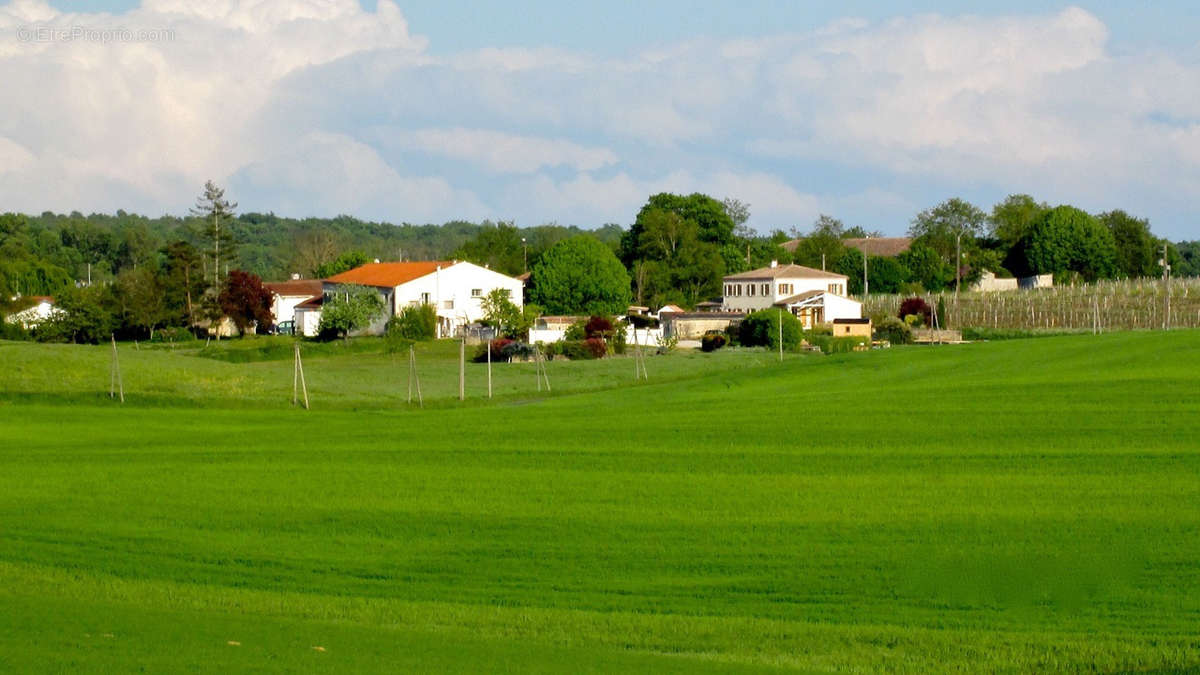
[0,319,29,341]
[390,304,437,341]
[583,337,607,359]
[898,297,932,327]
[559,340,595,360]
[626,314,659,329]
[700,332,727,352]
[474,338,513,362]
[737,309,803,351]
[584,315,613,338]
[610,321,627,355]
[564,320,587,341]
[874,316,913,345]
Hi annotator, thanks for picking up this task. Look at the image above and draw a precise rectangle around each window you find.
[420,292,431,305]
[471,288,482,298]
[778,283,792,295]
[762,283,770,295]
[747,284,755,297]
[443,300,454,310]
[828,283,844,295]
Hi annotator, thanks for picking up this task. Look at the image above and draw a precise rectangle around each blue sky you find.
[5,1,1200,238]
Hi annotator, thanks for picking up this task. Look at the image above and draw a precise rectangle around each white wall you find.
[822,293,863,322]
[271,294,313,325]
[6,300,60,329]
[722,276,848,313]
[392,262,524,337]
[295,308,322,337]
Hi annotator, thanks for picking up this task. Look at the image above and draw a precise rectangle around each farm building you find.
[4,296,60,329]
[722,261,859,317]
[661,312,744,340]
[773,290,863,329]
[972,271,1055,292]
[832,317,872,338]
[264,279,324,330]
[293,294,324,337]
[322,261,524,338]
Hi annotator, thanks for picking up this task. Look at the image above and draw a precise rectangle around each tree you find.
[452,221,527,276]
[866,256,910,294]
[318,284,385,341]
[530,236,631,315]
[1099,210,1157,278]
[219,270,273,335]
[37,285,115,344]
[115,266,167,339]
[909,198,986,292]
[722,198,752,238]
[621,192,736,264]
[190,180,238,287]
[1023,206,1118,282]
[791,215,851,271]
[898,243,953,291]
[989,194,1047,250]
[834,248,866,295]
[291,228,341,278]
[162,241,206,328]
[314,251,370,279]
[480,287,537,339]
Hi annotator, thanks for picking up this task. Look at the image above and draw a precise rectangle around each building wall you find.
[722,276,848,313]
[832,322,872,338]
[271,294,313,325]
[822,293,864,322]
[295,308,322,337]
[666,316,738,339]
[392,262,524,337]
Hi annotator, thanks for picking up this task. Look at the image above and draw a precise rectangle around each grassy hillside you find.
[1,333,1198,672]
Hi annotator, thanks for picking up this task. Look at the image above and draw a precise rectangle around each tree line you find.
[3,182,1198,341]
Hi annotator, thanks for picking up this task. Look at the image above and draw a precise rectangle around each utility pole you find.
[1162,242,1171,330]
[522,238,528,273]
[862,252,868,296]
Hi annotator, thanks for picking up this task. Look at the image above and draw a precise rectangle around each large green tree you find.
[1023,206,1118,282]
[1099,210,1157,279]
[621,192,735,265]
[989,194,1048,250]
[530,236,631,315]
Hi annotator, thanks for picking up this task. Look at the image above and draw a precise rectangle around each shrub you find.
[474,338,513,362]
[584,315,613,338]
[564,320,587,341]
[610,321,627,355]
[626,314,659,329]
[583,337,607,359]
[0,319,29,341]
[874,316,913,345]
[737,309,803,351]
[898,297,932,327]
[560,340,595,360]
[501,340,536,361]
[390,304,437,341]
[700,332,727,352]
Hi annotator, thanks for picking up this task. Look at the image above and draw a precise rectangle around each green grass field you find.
[1,333,1199,672]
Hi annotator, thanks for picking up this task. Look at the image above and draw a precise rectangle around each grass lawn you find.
[1,332,1198,672]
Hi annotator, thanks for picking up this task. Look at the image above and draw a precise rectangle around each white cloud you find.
[386,128,617,174]
[1,3,1199,235]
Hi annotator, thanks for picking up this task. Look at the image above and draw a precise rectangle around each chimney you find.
[770,260,778,268]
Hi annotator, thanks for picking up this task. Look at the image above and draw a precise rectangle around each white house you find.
[722,261,862,328]
[264,279,324,330]
[5,296,60,329]
[323,261,524,338]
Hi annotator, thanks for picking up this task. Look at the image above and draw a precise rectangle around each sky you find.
[1,1,1198,239]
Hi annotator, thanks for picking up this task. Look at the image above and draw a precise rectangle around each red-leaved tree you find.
[219,269,273,334]
[898,297,932,327]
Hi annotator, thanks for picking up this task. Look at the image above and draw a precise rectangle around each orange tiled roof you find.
[325,261,457,287]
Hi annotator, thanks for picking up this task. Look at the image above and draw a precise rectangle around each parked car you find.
[275,320,295,336]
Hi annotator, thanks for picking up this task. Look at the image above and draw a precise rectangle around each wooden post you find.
[293,343,299,406]
[294,343,309,410]
[110,335,124,403]
[407,345,423,407]
[458,337,466,401]
[777,308,783,362]
[486,338,492,399]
